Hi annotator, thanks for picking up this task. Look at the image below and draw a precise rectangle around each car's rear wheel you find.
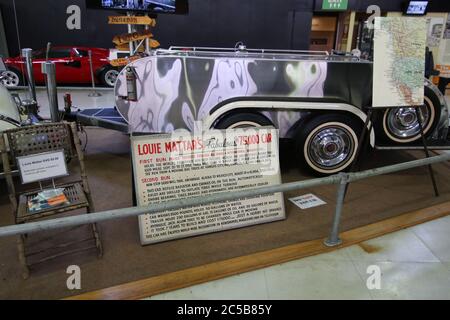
[100,67,119,87]
[1,68,23,87]
[295,114,362,176]
[379,86,440,143]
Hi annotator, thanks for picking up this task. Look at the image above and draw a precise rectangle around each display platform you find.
[2,127,450,300]
[76,108,128,133]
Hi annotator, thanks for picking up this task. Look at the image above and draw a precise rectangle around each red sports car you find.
[1,46,119,88]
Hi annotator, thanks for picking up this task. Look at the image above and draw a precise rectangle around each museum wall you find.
[0,0,449,57]
[0,0,314,56]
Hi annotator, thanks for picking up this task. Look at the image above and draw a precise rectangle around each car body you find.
[2,46,119,88]
[114,47,449,175]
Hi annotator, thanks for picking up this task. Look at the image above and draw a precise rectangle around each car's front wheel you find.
[99,67,119,88]
[1,68,23,87]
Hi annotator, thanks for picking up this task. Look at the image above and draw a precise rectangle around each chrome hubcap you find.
[309,127,354,168]
[386,105,430,139]
[1,71,20,87]
[105,70,119,86]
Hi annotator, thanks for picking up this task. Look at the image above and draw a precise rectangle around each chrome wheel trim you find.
[304,122,358,174]
[104,69,119,87]
[227,121,262,129]
[1,71,20,87]
[382,96,435,143]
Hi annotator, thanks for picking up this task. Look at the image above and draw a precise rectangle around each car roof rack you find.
[161,46,362,62]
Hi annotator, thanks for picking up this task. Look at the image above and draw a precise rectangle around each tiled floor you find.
[146,215,450,300]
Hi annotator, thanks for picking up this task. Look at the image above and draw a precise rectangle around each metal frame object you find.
[42,61,59,122]
[0,151,449,248]
[21,48,36,103]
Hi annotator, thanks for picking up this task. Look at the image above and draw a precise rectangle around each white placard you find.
[373,17,426,107]
[17,150,68,184]
[289,194,326,210]
[131,127,286,245]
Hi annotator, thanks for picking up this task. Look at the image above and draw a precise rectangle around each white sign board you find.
[131,127,286,245]
[373,17,426,107]
[289,194,326,210]
[17,150,68,184]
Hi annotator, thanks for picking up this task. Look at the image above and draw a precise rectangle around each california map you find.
[373,17,427,107]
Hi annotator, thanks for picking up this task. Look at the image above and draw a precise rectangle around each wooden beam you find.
[67,201,450,300]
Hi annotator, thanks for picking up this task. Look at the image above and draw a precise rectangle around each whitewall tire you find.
[296,115,361,176]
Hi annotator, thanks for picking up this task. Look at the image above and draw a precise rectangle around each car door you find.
[30,49,46,84]
[72,49,91,83]
[48,48,83,84]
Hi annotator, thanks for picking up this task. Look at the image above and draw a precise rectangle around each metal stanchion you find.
[88,50,101,97]
[21,48,36,102]
[324,173,350,247]
[145,24,150,54]
[42,61,60,122]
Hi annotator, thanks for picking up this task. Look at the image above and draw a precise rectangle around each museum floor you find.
[1,89,450,300]
[148,93,450,300]
[144,215,450,300]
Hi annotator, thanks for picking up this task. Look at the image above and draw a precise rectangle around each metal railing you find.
[1,152,450,247]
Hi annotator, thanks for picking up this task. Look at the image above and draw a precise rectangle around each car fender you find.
[203,98,376,146]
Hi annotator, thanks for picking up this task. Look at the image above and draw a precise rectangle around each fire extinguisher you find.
[126,67,138,101]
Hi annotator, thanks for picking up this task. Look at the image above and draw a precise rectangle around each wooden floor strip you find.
[68,201,450,300]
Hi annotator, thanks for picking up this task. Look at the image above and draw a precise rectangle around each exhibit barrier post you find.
[42,61,59,122]
[88,50,101,97]
[21,48,36,102]
[324,173,349,247]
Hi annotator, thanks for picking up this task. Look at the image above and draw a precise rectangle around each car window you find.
[48,49,72,59]
[32,50,46,59]
[74,49,89,57]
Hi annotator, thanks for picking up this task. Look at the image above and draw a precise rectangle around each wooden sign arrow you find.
[115,39,160,51]
[108,16,156,26]
[109,55,142,67]
[113,30,153,46]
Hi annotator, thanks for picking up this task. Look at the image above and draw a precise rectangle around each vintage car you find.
[114,47,448,175]
[1,46,119,88]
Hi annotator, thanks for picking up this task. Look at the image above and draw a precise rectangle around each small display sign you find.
[289,194,327,210]
[322,0,348,11]
[17,150,68,184]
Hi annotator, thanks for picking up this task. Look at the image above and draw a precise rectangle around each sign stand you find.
[88,50,101,97]
[345,105,439,198]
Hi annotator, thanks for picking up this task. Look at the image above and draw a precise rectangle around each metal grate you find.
[4,123,73,164]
